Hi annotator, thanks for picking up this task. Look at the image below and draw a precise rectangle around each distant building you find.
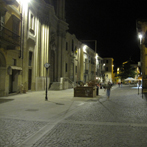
[103,58,114,83]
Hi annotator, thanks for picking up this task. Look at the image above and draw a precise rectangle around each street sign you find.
[44,63,50,68]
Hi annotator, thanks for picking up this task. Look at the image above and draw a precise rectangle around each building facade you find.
[103,58,114,83]
[0,0,22,96]
[0,0,113,97]
[136,20,147,93]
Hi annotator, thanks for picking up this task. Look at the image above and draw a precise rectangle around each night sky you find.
[65,0,147,69]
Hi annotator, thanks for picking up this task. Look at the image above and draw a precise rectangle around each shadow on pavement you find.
[0,99,14,104]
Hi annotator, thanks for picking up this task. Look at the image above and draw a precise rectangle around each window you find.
[12,15,20,39]
[30,14,34,29]
[75,66,77,73]
[106,60,108,63]
[65,63,67,72]
[72,40,74,52]
[66,42,68,51]
[13,59,16,66]
[13,21,19,34]
[0,12,4,31]
[29,52,33,66]
[29,11,35,34]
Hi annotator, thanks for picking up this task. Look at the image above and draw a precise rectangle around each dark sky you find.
[65,0,147,68]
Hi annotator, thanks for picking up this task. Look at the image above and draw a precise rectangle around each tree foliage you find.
[117,61,137,80]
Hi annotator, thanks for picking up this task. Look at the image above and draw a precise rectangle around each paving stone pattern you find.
[0,118,47,147]
[33,86,147,147]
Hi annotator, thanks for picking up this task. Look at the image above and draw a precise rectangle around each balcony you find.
[0,24,20,50]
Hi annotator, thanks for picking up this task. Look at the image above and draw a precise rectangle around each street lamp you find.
[138,33,143,97]
[44,63,50,101]
[138,33,143,44]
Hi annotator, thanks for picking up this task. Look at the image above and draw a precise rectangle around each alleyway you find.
[0,85,147,147]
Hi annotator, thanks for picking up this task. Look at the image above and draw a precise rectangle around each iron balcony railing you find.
[0,24,20,49]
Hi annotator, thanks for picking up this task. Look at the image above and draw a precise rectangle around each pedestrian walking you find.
[105,81,112,99]
[118,82,120,87]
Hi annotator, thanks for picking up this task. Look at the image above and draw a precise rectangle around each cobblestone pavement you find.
[32,85,147,147]
[0,88,99,147]
[0,118,48,147]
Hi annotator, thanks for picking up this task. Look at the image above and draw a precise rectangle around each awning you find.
[8,66,22,75]
[10,66,22,70]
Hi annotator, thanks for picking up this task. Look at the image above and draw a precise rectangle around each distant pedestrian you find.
[118,82,120,87]
[138,80,141,87]
[121,81,122,87]
[105,81,112,99]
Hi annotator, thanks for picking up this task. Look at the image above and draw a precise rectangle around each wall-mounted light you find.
[83,45,87,53]
[138,33,143,44]
[20,0,31,11]
[95,53,98,59]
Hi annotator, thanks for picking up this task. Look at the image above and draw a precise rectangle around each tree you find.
[117,60,137,80]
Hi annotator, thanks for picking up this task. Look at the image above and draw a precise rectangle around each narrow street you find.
[0,85,147,147]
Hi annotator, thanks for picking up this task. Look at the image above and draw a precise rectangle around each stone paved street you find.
[32,85,147,147]
[0,85,147,147]
[0,118,48,147]
[0,88,99,147]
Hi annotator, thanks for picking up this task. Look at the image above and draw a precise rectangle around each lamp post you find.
[138,33,143,97]
[44,63,50,101]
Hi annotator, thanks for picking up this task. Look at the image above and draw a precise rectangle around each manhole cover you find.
[55,103,64,105]
[26,109,39,111]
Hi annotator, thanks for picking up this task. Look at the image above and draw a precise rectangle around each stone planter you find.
[74,87,96,97]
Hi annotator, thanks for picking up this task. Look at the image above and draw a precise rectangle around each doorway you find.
[9,70,18,93]
[0,52,6,96]
[28,69,32,90]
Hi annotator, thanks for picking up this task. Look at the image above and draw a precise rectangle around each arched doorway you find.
[0,52,6,96]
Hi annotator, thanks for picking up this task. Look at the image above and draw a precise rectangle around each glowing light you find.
[138,33,143,44]
[103,64,105,66]
[20,0,30,10]
[95,53,98,59]
[138,34,142,39]
[83,45,87,52]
